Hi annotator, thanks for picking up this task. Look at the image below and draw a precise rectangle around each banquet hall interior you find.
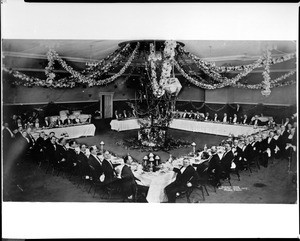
[2,39,297,203]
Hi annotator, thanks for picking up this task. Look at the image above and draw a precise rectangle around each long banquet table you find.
[110,118,266,136]
[32,123,96,139]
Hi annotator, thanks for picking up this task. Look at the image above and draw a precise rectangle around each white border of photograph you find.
[1,1,299,238]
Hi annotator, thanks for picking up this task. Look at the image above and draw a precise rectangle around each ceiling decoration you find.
[2,39,297,97]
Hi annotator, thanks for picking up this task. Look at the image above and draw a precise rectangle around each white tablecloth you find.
[170,119,266,136]
[110,118,265,136]
[134,171,176,203]
[33,124,96,139]
[110,118,140,131]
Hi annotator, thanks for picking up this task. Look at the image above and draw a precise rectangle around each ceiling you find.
[2,39,297,75]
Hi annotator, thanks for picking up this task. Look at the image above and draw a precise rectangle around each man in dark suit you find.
[43,117,50,128]
[56,116,63,126]
[3,122,15,160]
[10,114,19,131]
[220,143,234,180]
[63,115,73,126]
[213,113,219,122]
[77,144,90,178]
[66,140,79,173]
[55,137,69,172]
[119,156,140,201]
[101,151,119,186]
[204,112,210,121]
[242,137,254,170]
[241,114,250,125]
[88,146,104,180]
[46,136,58,169]
[182,110,188,119]
[44,131,56,149]
[165,158,199,203]
[35,131,47,163]
[207,146,222,187]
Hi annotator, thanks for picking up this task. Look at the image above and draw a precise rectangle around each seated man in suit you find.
[77,144,90,178]
[188,110,195,119]
[220,142,234,180]
[204,112,210,121]
[114,110,119,119]
[222,113,228,123]
[56,116,63,127]
[250,115,261,126]
[43,117,50,128]
[182,110,188,119]
[164,158,199,203]
[101,150,119,186]
[123,110,128,119]
[73,115,81,124]
[63,115,73,126]
[241,114,250,125]
[118,155,141,201]
[213,113,219,122]
[232,114,238,124]
[88,146,104,181]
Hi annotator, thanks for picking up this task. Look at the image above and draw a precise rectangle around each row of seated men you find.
[192,122,297,187]
[2,125,141,201]
[8,113,89,132]
[114,109,137,120]
[173,110,296,126]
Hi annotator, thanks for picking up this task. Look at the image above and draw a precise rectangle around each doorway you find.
[99,92,114,119]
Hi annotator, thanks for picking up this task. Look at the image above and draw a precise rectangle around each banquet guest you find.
[73,116,81,124]
[88,146,104,180]
[123,110,128,119]
[46,136,58,168]
[232,139,243,171]
[67,140,79,170]
[20,130,31,157]
[34,118,40,129]
[43,117,50,128]
[174,110,180,119]
[274,129,285,159]
[188,110,195,119]
[242,137,254,170]
[182,110,188,119]
[44,131,56,149]
[35,131,47,162]
[194,111,201,120]
[77,144,90,177]
[232,114,238,124]
[114,110,119,119]
[251,115,261,126]
[3,122,15,142]
[204,112,210,121]
[101,151,118,185]
[3,123,15,158]
[241,114,250,125]
[119,154,140,201]
[16,118,24,129]
[14,126,23,140]
[132,109,137,118]
[164,158,199,203]
[56,116,63,126]
[26,127,36,149]
[10,114,18,130]
[222,113,228,123]
[63,115,73,126]
[56,138,69,170]
[213,113,219,122]
[220,143,234,180]
[283,117,290,127]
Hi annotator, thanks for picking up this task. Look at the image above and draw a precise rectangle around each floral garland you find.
[85,43,131,78]
[148,40,177,98]
[178,45,296,73]
[233,69,296,89]
[261,49,272,96]
[85,43,126,68]
[91,42,140,86]
[4,42,140,88]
